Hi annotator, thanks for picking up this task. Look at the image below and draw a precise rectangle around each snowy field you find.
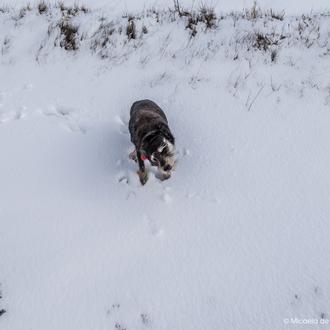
[1,1,330,329]
[5,0,330,15]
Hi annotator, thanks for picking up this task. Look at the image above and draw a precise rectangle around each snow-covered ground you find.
[1,1,330,329]
[5,0,330,15]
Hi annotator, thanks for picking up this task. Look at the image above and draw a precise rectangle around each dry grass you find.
[126,17,136,40]
[173,0,217,37]
[58,20,79,50]
[38,1,48,15]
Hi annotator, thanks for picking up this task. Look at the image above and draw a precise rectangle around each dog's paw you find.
[156,172,171,181]
[138,170,148,185]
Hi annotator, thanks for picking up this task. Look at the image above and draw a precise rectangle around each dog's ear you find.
[157,124,175,145]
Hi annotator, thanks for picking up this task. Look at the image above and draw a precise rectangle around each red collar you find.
[141,153,148,161]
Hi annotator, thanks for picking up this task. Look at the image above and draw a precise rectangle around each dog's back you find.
[129,99,168,146]
[130,99,167,123]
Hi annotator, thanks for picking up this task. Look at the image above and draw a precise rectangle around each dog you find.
[129,99,175,185]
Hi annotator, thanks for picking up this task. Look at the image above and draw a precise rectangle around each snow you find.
[1,2,330,330]
[4,0,330,14]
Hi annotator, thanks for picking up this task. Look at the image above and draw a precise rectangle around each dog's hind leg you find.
[129,149,137,162]
[136,150,148,185]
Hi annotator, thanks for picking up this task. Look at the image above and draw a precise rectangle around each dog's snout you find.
[163,164,172,172]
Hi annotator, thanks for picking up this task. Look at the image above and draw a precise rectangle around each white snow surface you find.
[1,2,330,330]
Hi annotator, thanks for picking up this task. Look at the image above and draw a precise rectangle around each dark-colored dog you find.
[129,99,175,185]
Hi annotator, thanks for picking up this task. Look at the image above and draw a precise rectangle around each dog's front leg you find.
[136,150,148,185]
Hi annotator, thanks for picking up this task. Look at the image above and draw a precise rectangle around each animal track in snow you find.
[107,303,121,315]
[42,104,74,118]
[115,115,129,135]
[118,175,129,184]
[116,168,134,187]
[182,147,190,156]
[126,191,136,200]
[114,323,126,330]
[144,214,164,237]
[161,192,172,203]
[65,122,88,134]
[289,286,328,321]
[140,313,152,327]
[107,303,126,329]
[41,105,87,133]
[160,186,172,203]
[0,108,26,123]
[0,283,5,318]
[0,89,27,123]
[107,302,152,329]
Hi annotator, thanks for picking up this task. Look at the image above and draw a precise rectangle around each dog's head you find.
[142,131,175,173]
[150,137,175,173]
